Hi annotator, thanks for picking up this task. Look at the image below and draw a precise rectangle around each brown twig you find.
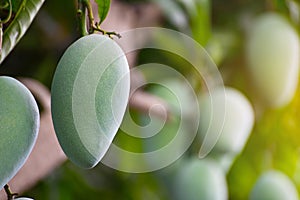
[4,185,17,200]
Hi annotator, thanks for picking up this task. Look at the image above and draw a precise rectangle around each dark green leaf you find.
[11,0,23,13]
[95,0,111,24]
[275,0,288,11]
[0,0,45,64]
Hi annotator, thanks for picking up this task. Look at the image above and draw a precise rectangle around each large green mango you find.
[0,76,39,189]
[51,34,130,168]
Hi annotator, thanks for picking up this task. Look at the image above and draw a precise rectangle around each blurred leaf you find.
[177,0,212,45]
[206,29,240,65]
[190,0,211,45]
[177,0,197,15]
[274,0,289,11]
[0,0,45,64]
[151,0,188,30]
[95,0,111,24]
[287,0,300,26]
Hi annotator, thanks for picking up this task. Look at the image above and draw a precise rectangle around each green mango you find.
[198,87,254,156]
[173,158,228,200]
[249,170,299,200]
[0,76,39,189]
[51,34,130,169]
[246,12,299,107]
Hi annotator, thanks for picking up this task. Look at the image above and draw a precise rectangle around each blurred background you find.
[1,0,300,199]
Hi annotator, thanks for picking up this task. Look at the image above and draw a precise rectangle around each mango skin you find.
[250,170,299,200]
[246,13,299,107]
[173,158,228,200]
[51,34,130,169]
[0,76,39,189]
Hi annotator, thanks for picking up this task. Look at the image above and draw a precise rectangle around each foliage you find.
[95,0,111,24]
[0,0,46,64]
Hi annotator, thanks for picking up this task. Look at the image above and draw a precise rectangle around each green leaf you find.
[95,0,111,24]
[12,0,23,13]
[275,0,289,11]
[190,0,211,46]
[176,0,211,45]
[0,0,45,64]
[152,0,188,30]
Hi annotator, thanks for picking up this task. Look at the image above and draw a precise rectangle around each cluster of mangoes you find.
[0,10,299,199]
[0,34,130,198]
[141,79,253,200]
[138,12,300,200]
